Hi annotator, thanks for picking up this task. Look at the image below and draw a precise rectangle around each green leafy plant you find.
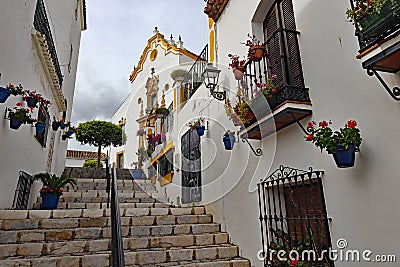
[170,69,188,80]
[7,83,24,96]
[223,130,235,137]
[23,90,51,108]
[187,117,205,129]
[75,120,126,167]
[155,107,169,118]
[34,173,77,195]
[346,0,397,24]
[305,120,362,154]
[83,159,103,168]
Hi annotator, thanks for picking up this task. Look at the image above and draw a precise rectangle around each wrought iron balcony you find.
[349,0,400,100]
[238,28,312,140]
[182,45,208,104]
[34,0,63,88]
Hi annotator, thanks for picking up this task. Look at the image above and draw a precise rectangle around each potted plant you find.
[59,119,66,130]
[66,126,76,137]
[34,173,77,209]
[243,34,266,62]
[223,130,236,150]
[251,74,280,115]
[305,120,362,168]
[187,117,206,136]
[23,90,51,108]
[346,0,400,36]
[0,83,24,103]
[34,120,46,133]
[228,54,247,80]
[170,69,188,81]
[155,107,169,119]
[61,134,69,141]
[52,119,61,131]
[7,102,34,130]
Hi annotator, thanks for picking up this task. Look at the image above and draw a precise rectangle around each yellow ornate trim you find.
[150,141,175,166]
[129,33,198,83]
[159,171,174,186]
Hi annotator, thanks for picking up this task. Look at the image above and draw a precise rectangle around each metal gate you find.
[181,129,202,203]
[257,166,333,266]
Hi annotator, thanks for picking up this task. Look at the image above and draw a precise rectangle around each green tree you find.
[83,159,103,168]
[75,121,126,167]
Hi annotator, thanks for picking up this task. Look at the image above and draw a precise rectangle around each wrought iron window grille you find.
[257,165,333,267]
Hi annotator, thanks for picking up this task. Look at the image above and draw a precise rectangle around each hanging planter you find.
[305,120,362,168]
[249,45,266,62]
[196,125,206,136]
[0,87,11,103]
[26,97,38,108]
[66,129,74,136]
[155,107,169,119]
[10,117,22,130]
[60,123,66,130]
[233,67,246,80]
[61,134,69,141]
[52,121,60,131]
[35,122,46,133]
[223,131,236,150]
[333,144,356,168]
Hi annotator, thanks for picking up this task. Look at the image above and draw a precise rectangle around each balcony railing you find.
[162,103,174,134]
[238,28,312,139]
[182,45,208,103]
[34,0,63,88]
[349,0,400,51]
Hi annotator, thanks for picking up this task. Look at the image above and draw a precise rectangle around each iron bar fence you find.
[257,166,333,267]
[106,159,125,267]
[182,45,208,103]
[34,0,63,88]
[162,102,174,134]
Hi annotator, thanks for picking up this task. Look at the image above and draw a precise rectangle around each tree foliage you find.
[75,120,126,167]
[83,159,103,168]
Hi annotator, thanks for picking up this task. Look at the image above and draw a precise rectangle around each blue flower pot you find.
[40,193,60,209]
[52,123,59,131]
[223,135,235,150]
[61,134,69,141]
[26,97,38,108]
[333,144,356,168]
[9,117,22,130]
[60,124,66,130]
[196,125,206,136]
[35,123,46,133]
[0,87,11,103]
[67,130,74,136]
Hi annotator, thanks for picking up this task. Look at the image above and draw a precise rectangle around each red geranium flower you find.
[305,134,314,141]
[16,102,23,106]
[347,120,357,128]
[319,120,328,128]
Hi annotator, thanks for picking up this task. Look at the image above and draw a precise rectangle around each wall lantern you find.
[202,63,225,101]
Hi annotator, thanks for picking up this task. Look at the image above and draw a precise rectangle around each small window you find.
[35,106,50,147]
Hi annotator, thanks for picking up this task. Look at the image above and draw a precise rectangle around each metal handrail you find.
[106,159,125,266]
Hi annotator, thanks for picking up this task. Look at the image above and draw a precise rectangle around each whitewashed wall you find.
[0,0,84,208]
[160,0,400,266]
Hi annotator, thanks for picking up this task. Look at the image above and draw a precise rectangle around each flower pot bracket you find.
[242,137,263,156]
[365,66,400,101]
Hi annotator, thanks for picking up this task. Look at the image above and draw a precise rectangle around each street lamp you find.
[202,63,225,101]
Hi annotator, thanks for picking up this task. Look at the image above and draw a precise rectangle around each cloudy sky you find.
[69,0,208,150]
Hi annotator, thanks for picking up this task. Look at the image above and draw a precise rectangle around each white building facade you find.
[117,1,400,267]
[0,0,86,208]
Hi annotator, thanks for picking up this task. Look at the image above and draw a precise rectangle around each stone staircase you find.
[0,168,251,266]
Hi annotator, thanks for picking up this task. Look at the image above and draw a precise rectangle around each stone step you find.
[0,216,218,234]
[0,226,229,247]
[1,252,249,267]
[56,195,167,204]
[0,207,204,219]
[33,202,172,209]
[64,183,156,192]
[0,244,239,263]
[61,190,165,199]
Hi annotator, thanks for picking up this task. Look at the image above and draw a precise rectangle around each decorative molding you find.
[67,150,107,160]
[80,0,87,31]
[204,0,230,22]
[129,32,198,83]
[32,30,67,111]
